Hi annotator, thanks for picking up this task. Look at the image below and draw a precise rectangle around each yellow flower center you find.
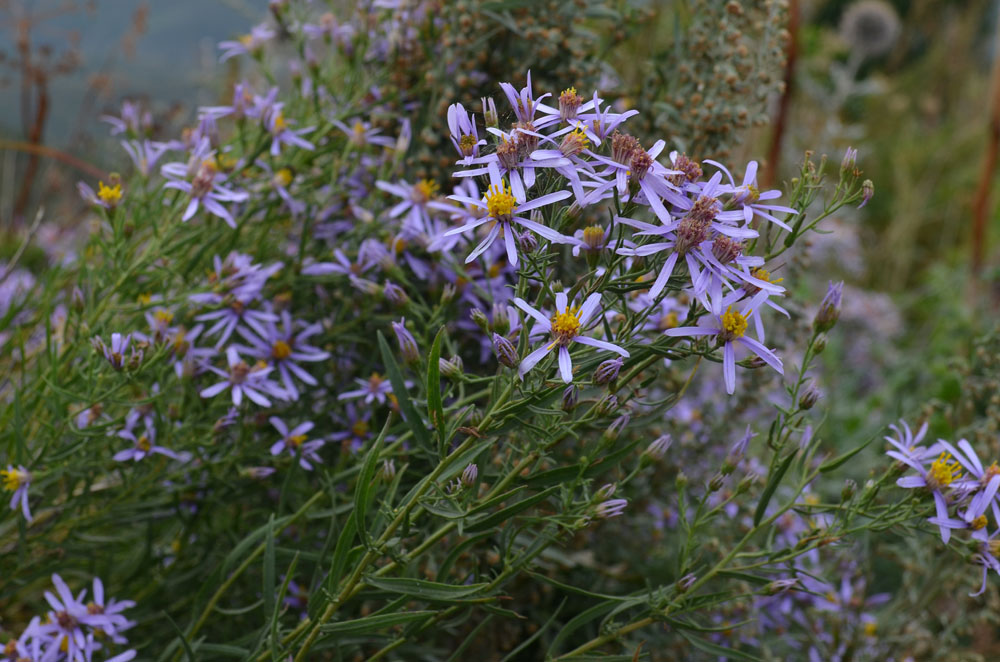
[982,462,1000,486]
[562,86,577,96]
[288,434,306,449]
[926,452,962,490]
[863,621,877,637]
[351,420,369,438]
[272,340,292,360]
[369,373,384,388]
[742,185,760,204]
[137,435,151,452]
[750,267,783,286]
[549,306,582,345]
[97,180,122,206]
[275,168,293,188]
[720,306,748,340]
[659,311,679,331]
[485,180,517,220]
[352,121,366,139]
[1,468,27,491]
[154,309,174,325]
[972,514,989,531]
[412,179,439,203]
[272,112,287,132]
[582,225,605,249]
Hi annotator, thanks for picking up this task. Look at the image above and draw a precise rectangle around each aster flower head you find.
[113,410,190,464]
[162,147,249,228]
[264,105,316,156]
[338,372,397,405]
[32,574,135,662]
[665,302,783,395]
[498,70,550,125]
[219,24,275,61]
[92,333,142,371]
[446,161,571,265]
[514,292,629,383]
[200,347,286,407]
[447,102,485,161]
[236,309,329,400]
[2,465,32,522]
[269,417,323,470]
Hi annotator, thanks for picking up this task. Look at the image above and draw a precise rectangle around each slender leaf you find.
[753,449,797,526]
[378,330,431,448]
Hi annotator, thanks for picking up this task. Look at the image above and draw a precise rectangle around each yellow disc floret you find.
[1,467,28,491]
[275,168,293,188]
[288,434,306,449]
[485,180,517,221]
[272,340,292,360]
[720,306,748,340]
[98,180,123,207]
[412,179,439,203]
[549,306,582,346]
[926,452,962,490]
[972,514,989,531]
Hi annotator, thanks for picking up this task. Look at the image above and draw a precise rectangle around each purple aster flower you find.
[236,309,329,400]
[196,300,279,348]
[200,81,257,121]
[120,139,168,177]
[595,498,627,519]
[665,303,783,395]
[113,411,189,463]
[218,24,275,61]
[92,333,141,371]
[332,117,396,149]
[895,447,965,543]
[269,417,323,470]
[338,372,396,405]
[973,530,1000,596]
[706,159,796,229]
[33,574,134,662]
[514,292,629,383]
[498,70,550,125]
[200,347,286,407]
[162,148,249,228]
[2,465,32,522]
[100,100,152,137]
[447,102,485,163]
[376,178,456,237]
[445,161,571,265]
[264,106,315,156]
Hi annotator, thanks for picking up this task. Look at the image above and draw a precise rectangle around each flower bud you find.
[595,393,618,416]
[380,459,396,482]
[595,498,627,519]
[675,471,689,490]
[798,385,820,410]
[461,463,478,487]
[601,414,630,446]
[764,578,798,595]
[383,280,409,306]
[677,573,697,592]
[859,179,874,208]
[840,146,858,173]
[722,425,754,475]
[645,434,672,460]
[391,318,419,364]
[814,281,843,333]
[439,355,463,379]
[470,308,489,333]
[482,96,499,129]
[518,231,538,254]
[596,483,616,499]
[813,334,828,354]
[440,283,456,305]
[561,384,579,411]
[493,333,519,368]
[737,472,758,493]
[841,479,857,502]
[708,473,726,492]
[593,357,623,385]
[491,303,510,336]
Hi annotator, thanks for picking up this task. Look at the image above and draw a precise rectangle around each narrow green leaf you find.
[263,514,276,623]
[320,610,436,635]
[465,485,559,533]
[427,327,446,453]
[364,576,490,601]
[547,601,617,655]
[355,416,392,545]
[326,510,358,596]
[753,450,798,526]
[677,630,763,661]
[378,331,432,448]
[164,612,196,662]
[819,433,877,473]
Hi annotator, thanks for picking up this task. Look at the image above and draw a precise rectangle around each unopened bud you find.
[798,385,820,410]
[737,472,758,493]
[470,308,489,333]
[491,303,510,336]
[461,463,478,486]
[482,97,499,129]
[593,357,623,385]
[439,355,463,379]
[595,498,627,518]
[842,479,857,502]
[383,281,408,306]
[380,459,396,482]
[562,384,578,411]
[840,146,858,173]
[595,393,618,416]
[601,414,630,446]
[859,179,874,208]
[708,473,726,492]
[440,283,456,305]
[675,471,689,490]
[645,434,672,460]
[493,333,518,368]
[765,578,798,595]
[391,318,419,364]
[813,281,843,333]
[813,334,828,354]
[677,573,697,592]
[518,231,538,254]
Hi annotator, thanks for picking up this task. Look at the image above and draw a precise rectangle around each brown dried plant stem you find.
[971,14,1000,275]
[763,0,798,188]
